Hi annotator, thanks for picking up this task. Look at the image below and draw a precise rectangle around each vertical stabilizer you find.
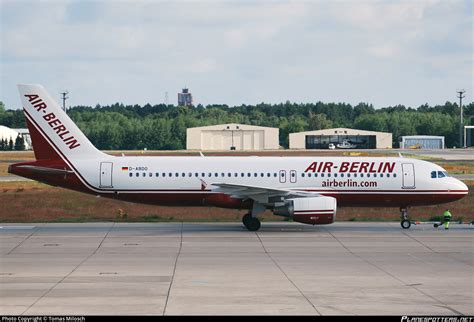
[18,84,106,161]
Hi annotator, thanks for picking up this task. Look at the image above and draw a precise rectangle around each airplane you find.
[8,84,469,231]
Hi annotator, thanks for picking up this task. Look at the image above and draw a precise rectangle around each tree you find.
[8,137,14,151]
[14,135,25,151]
[308,113,333,131]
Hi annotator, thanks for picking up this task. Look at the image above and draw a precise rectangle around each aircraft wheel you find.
[401,220,411,229]
[245,217,261,232]
[242,213,252,226]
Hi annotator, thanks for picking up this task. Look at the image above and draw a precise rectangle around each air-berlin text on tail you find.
[24,94,81,150]
[304,161,395,173]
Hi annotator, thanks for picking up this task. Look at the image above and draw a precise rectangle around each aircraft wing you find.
[211,183,320,204]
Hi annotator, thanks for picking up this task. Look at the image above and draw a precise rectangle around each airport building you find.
[289,128,392,150]
[399,136,445,149]
[186,123,279,151]
[0,125,32,150]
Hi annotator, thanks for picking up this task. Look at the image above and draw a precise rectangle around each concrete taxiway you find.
[0,222,473,316]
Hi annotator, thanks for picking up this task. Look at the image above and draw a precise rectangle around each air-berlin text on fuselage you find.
[24,94,80,150]
[304,161,395,173]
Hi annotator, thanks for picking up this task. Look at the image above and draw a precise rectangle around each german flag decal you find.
[121,167,128,171]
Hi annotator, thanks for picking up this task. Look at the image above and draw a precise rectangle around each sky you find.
[1,0,472,110]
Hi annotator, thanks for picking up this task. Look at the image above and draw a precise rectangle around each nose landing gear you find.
[400,208,411,229]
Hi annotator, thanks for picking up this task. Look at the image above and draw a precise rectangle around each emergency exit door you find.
[401,163,415,189]
[100,162,113,188]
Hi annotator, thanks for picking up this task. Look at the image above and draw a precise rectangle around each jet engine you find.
[273,196,337,225]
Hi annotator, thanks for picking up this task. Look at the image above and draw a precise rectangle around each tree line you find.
[1,100,473,150]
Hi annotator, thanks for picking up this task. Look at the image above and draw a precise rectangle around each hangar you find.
[400,136,445,149]
[186,123,279,151]
[289,128,392,150]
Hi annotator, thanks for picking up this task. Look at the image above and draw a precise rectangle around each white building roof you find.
[0,125,20,140]
[291,127,392,136]
[188,123,277,131]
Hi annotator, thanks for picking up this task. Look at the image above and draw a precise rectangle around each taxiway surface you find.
[0,222,473,315]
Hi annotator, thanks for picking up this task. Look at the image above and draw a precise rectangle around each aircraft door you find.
[279,170,286,183]
[100,162,113,188]
[290,170,297,183]
[401,163,415,189]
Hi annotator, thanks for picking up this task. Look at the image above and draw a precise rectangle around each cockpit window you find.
[438,171,449,178]
[432,171,449,178]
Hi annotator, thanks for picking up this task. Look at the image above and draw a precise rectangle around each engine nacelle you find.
[273,196,337,225]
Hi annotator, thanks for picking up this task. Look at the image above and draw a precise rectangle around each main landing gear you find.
[400,207,411,229]
[242,202,265,231]
[242,213,261,231]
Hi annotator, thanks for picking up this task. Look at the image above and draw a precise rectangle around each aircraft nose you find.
[452,178,468,193]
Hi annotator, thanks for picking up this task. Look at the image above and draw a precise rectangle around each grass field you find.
[0,151,472,223]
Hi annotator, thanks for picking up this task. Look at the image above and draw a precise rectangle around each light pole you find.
[457,90,465,148]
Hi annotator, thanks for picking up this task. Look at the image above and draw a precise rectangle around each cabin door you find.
[401,163,415,189]
[100,162,113,188]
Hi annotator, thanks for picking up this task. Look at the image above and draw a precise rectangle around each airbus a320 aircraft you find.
[9,85,469,231]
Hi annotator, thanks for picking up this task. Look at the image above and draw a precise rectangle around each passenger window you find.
[301,173,305,178]
[129,173,133,177]
[156,173,159,177]
[136,173,139,177]
[267,173,271,177]
[340,173,344,177]
[149,173,152,177]
[143,173,146,177]
[431,171,437,178]
[182,173,185,177]
[314,173,318,178]
[241,173,245,177]
[188,173,192,177]
[393,173,397,178]
[334,173,338,178]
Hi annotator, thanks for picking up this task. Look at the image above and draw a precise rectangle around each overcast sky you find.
[1,0,472,109]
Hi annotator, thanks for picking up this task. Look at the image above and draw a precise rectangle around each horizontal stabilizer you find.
[15,165,74,175]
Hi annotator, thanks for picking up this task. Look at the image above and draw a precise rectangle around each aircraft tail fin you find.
[18,84,105,161]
